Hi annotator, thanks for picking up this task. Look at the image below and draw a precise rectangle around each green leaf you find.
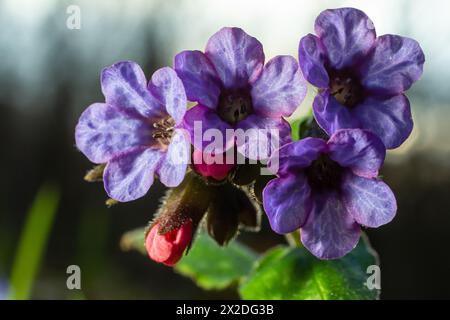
[290,118,302,141]
[120,227,147,255]
[8,183,60,300]
[289,109,313,141]
[175,233,258,290]
[239,234,379,300]
[121,228,258,291]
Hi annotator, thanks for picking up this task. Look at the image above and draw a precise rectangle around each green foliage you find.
[239,235,379,300]
[122,228,257,290]
[8,184,60,300]
[175,233,257,290]
[122,225,380,300]
[290,109,313,141]
[120,227,147,255]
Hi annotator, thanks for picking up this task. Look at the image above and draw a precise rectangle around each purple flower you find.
[299,8,425,149]
[263,129,396,259]
[75,61,190,202]
[175,27,307,159]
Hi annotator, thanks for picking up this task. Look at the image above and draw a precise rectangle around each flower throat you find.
[217,89,253,125]
[305,154,344,192]
[152,117,175,146]
[329,71,363,108]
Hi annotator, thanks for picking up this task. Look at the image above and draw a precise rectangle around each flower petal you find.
[269,138,327,175]
[205,27,264,89]
[298,34,329,88]
[181,104,234,153]
[103,147,163,202]
[101,61,163,119]
[354,94,413,149]
[148,67,187,124]
[301,191,361,260]
[174,50,221,109]
[236,115,291,160]
[315,8,376,70]
[360,35,425,96]
[328,129,385,179]
[263,173,312,234]
[75,103,152,163]
[313,90,360,135]
[157,129,190,187]
[342,173,397,228]
[251,55,307,117]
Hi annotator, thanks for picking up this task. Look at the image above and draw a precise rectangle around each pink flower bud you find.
[192,149,235,181]
[145,219,193,266]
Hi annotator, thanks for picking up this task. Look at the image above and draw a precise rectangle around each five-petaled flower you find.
[75,61,190,202]
[175,27,307,160]
[263,129,397,259]
[299,7,425,149]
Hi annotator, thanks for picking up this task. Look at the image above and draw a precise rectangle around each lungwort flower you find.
[263,129,396,259]
[175,27,307,159]
[299,7,425,149]
[75,61,190,202]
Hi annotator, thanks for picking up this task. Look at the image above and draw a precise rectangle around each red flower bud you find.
[192,149,235,181]
[145,219,193,266]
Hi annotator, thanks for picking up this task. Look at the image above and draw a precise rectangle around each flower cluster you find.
[75,7,424,264]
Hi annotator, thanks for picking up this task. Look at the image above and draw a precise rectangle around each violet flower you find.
[263,129,396,259]
[75,61,190,202]
[175,27,307,159]
[299,8,425,149]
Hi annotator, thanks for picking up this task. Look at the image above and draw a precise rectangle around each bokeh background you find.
[1,0,450,299]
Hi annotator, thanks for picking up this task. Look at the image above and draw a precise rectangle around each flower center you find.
[330,72,363,108]
[305,154,343,192]
[152,117,175,146]
[217,90,253,125]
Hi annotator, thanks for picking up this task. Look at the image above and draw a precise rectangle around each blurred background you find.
[1,0,449,299]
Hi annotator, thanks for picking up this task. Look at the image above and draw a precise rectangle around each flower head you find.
[146,219,193,266]
[175,27,307,159]
[299,8,425,149]
[263,129,397,259]
[75,61,190,202]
